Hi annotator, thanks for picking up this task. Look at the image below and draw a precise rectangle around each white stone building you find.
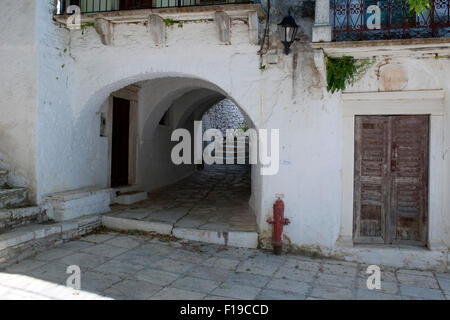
[0,0,449,271]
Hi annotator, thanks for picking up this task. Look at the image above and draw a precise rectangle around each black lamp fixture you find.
[278,10,299,55]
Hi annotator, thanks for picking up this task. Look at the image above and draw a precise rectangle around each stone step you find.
[219,145,249,150]
[0,214,102,267]
[0,188,27,209]
[214,156,250,163]
[0,170,7,187]
[172,227,258,249]
[216,150,249,155]
[0,206,46,231]
[102,214,258,249]
[114,191,148,205]
[102,214,172,235]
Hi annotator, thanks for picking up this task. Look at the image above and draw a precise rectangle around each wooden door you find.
[111,97,130,188]
[354,115,429,246]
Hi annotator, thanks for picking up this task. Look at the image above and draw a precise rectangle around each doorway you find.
[111,97,130,188]
[353,115,429,246]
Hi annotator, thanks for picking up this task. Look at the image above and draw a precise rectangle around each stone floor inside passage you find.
[104,165,258,247]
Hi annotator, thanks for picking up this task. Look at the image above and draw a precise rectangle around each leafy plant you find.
[238,120,249,132]
[407,0,430,14]
[80,22,94,36]
[163,18,175,27]
[326,56,373,93]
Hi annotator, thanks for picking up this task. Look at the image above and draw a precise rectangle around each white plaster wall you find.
[36,2,85,200]
[256,46,342,250]
[0,0,38,198]
[138,81,204,191]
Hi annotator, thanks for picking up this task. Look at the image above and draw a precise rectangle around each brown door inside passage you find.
[354,115,429,246]
[111,97,130,188]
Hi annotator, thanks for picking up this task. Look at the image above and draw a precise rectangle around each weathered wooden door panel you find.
[354,116,389,243]
[354,115,429,246]
[390,115,429,245]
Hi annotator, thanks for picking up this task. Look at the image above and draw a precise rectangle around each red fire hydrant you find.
[267,194,290,255]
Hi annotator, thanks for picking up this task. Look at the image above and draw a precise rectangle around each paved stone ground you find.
[0,231,449,300]
[108,165,256,233]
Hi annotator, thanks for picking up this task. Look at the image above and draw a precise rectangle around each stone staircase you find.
[214,137,250,164]
[0,169,101,267]
[0,169,42,230]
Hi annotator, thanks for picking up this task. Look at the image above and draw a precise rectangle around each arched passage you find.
[94,75,261,247]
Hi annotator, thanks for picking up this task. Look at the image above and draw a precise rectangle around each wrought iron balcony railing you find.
[55,0,254,15]
[332,0,450,41]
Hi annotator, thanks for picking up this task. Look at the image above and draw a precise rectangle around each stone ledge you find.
[0,170,7,186]
[0,188,27,209]
[172,227,258,248]
[0,215,102,267]
[45,187,112,221]
[0,206,46,231]
[311,37,450,58]
[102,215,173,235]
[54,3,265,25]
[102,214,258,248]
[333,240,449,272]
[45,187,111,201]
[114,191,148,205]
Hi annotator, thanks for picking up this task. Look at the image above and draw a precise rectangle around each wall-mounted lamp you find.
[278,10,299,55]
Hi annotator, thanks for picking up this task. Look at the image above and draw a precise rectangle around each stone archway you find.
[93,75,262,248]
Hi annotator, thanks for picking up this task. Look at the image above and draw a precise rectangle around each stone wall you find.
[202,99,245,135]
[0,0,39,201]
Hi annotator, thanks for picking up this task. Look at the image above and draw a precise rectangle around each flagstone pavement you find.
[107,164,257,234]
[0,231,449,300]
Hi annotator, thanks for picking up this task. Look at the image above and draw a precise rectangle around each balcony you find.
[331,0,450,41]
[53,0,264,47]
[55,0,255,15]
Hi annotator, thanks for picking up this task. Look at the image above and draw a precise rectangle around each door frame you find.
[107,85,139,188]
[339,90,445,249]
[353,115,430,246]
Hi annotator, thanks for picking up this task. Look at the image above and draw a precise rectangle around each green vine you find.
[326,56,373,93]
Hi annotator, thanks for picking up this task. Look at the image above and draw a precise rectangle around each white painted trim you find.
[340,89,446,248]
[342,90,445,116]
[312,38,450,58]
